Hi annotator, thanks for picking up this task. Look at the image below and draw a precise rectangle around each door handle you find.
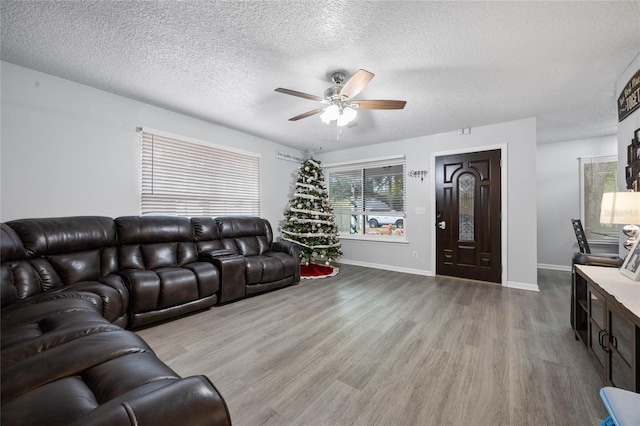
[598,329,604,348]
[437,221,446,230]
[598,330,611,353]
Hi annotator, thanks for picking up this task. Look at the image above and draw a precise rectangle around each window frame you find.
[139,128,261,217]
[578,154,618,245]
[324,155,407,242]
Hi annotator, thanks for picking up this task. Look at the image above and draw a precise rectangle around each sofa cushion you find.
[116,216,199,268]
[1,329,153,403]
[191,216,225,253]
[216,216,274,256]
[235,235,270,256]
[216,216,273,240]
[1,292,105,351]
[243,252,300,285]
[120,264,218,311]
[1,351,229,426]
[0,343,189,425]
[2,376,102,425]
[266,251,299,278]
[116,216,194,245]
[245,255,285,284]
[1,307,120,368]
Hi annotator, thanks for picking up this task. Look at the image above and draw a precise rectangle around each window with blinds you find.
[140,131,260,216]
[326,156,406,239]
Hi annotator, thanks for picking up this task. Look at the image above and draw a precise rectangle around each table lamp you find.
[600,191,640,250]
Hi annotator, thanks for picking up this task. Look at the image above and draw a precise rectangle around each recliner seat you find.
[115,215,220,328]
[192,216,300,303]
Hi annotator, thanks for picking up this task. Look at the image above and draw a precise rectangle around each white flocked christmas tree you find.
[282,158,342,265]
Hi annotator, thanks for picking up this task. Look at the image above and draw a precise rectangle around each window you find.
[579,155,618,243]
[326,156,406,239]
[140,130,260,216]
[458,173,475,241]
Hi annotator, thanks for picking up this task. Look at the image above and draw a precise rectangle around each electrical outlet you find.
[412,251,418,259]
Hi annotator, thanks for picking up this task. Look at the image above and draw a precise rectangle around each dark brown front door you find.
[435,149,502,283]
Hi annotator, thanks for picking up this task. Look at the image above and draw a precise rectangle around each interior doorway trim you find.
[430,143,508,286]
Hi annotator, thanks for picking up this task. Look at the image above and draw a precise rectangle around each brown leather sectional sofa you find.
[1,215,301,425]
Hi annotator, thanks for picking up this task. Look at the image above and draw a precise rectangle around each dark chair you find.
[571,218,621,258]
[570,219,623,328]
[571,218,592,253]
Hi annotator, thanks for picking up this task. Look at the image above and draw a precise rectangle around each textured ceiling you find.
[1,1,639,153]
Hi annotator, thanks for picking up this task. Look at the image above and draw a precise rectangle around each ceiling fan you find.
[274,69,406,127]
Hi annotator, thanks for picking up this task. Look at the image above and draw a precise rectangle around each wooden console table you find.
[573,265,640,393]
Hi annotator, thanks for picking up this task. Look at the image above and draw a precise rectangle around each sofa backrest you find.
[2,217,119,303]
[190,217,225,253]
[215,217,273,256]
[115,216,198,269]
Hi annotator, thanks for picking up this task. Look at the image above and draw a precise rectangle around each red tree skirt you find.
[300,263,339,279]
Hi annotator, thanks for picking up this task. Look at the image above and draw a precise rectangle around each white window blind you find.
[140,131,260,216]
[325,156,406,237]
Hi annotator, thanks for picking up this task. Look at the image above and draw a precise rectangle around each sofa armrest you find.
[198,249,237,260]
[69,376,231,426]
[123,376,231,426]
[62,279,128,325]
[271,240,301,259]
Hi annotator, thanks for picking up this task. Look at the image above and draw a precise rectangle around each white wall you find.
[0,62,302,231]
[536,136,618,270]
[0,62,538,288]
[316,117,539,290]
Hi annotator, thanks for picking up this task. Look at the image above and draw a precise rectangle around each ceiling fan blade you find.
[339,69,374,100]
[275,88,325,102]
[289,108,324,121]
[351,100,406,110]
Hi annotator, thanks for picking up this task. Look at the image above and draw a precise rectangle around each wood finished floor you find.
[137,265,609,426]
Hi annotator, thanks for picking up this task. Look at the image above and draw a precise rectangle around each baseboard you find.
[505,281,540,292]
[337,259,433,277]
[338,259,542,291]
[537,263,572,272]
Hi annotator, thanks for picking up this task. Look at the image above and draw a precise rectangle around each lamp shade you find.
[337,106,357,127]
[320,104,340,124]
[600,192,640,224]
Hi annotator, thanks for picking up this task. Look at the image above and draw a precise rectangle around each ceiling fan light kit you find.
[275,69,406,130]
[320,104,339,124]
[320,104,357,126]
[337,106,357,127]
